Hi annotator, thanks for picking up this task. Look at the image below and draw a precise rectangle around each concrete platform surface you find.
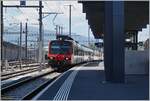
[33,61,149,100]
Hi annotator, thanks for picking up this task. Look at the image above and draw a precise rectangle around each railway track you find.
[1,65,48,81]
[1,63,83,100]
[1,70,60,100]
[2,61,38,70]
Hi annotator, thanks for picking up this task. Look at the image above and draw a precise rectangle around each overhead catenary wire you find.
[3,1,97,48]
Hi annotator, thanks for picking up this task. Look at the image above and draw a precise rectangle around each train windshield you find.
[50,41,72,54]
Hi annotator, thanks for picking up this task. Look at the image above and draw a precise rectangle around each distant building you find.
[2,41,26,61]
[2,41,39,62]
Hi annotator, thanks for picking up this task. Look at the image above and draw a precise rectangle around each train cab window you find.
[50,41,72,54]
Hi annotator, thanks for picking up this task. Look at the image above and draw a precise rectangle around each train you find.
[46,36,101,69]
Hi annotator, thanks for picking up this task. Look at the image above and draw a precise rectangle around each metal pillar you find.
[25,22,28,59]
[56,25,58,35]
[19,22,22,69]
[135,32,138,50]
[88,25,90,46]
[69,5,72,37]
[17,38,19,59]
[59,26,61,35]
[104,1,125,83]
[38,1,43,69]
[1,1,3,71]
[133,31,138,50]
[61,27,63,34]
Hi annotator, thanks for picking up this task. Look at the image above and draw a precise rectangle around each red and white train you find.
[46,37,101,69]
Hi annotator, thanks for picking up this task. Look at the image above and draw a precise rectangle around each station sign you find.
[20,0,26,6]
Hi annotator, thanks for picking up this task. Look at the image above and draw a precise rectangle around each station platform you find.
[33,61,149,100]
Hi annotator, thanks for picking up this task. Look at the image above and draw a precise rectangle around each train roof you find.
[56,35,74,40]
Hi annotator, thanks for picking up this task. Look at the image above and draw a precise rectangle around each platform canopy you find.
[79,1,149,39]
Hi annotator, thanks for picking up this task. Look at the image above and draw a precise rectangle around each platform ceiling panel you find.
[79,1,149,39]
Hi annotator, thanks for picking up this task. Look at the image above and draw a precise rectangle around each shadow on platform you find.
[69,69,149,100]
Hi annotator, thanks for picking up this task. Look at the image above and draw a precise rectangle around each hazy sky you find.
[3,1,149,42]
[3,1,93,38]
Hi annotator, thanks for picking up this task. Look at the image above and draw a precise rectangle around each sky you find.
[138,25,149,42]
[3,1,94,38]
[3,1,149,43]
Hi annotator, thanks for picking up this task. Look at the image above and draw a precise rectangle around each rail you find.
[1,70,60,100]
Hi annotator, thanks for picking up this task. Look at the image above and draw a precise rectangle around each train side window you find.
[81,49,84,56]
[74,46,78,55]
[78,47,81,56]
[78,49,81,56]
[80,49,82,56]
[82,50,84,56]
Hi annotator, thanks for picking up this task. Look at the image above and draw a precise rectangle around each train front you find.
[47,40,72,69]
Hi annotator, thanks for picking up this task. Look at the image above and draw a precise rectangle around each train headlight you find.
[50,57,54,59]
[65,57,69,60]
